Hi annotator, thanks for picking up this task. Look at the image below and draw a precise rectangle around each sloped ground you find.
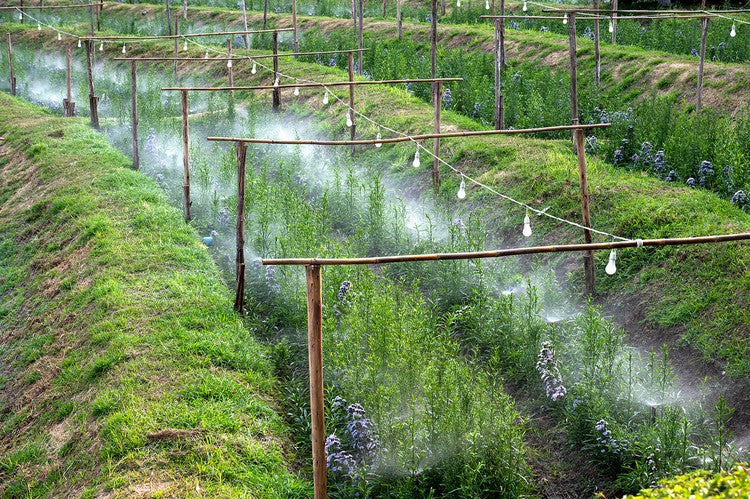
[0,95,309,497]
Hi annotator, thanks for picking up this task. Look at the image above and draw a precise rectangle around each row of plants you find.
[3,36,745,495]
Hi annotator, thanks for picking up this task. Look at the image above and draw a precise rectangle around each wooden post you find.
[97,2,102,31]
[351,0,357,34]
[396,0,402,39]
[697,3,708,112]
[272,31,281,110]
[440,0,445,16]
[183,0,187,19]
[234,141,247,312]
[348,52,356,154]
[305,264,327,499]
[382,0,386,17]
[292,0,299,53]
[574,129,595,296]
[432,80,442,192]
[130,60,139,170]
[88,0,95,36]
[593,0,601,86]
[262,0,268,29]
[610,0,617,44]
[357,0,364,75]
[430,0,437,79]
[240,0,250,48]
[226,39,234,92]
[166,0,172,36]
[568,13,578,127]
[19,0,23,23]
[173,16,179,83]
[181,90,191,221]
[7,34,16,97]
[63,45,75,117]
[493,18,504,129]
[85,41,99,129]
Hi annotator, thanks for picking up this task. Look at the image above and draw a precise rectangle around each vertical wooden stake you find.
[568,13,578,127]
[181,90,191,221]
[574,129,595,296]
[7,34,16,97]
[63,45,75,117]
[348,52,356,155]
[292,0,299,54]
[88,1,95,36]
[396,0,402,39]
[262,0,268,29]
[357,0,364,75]
[85,40,99,129]
[241,0,250,48]
[440,0,445,16]
[432,80,442,192]
[430,0,437,79]
[382,0,386,17]
[697,5,708,112]
[226,38,234,94]
[19,0,24,24]
[131,60,139,170]
[493,16,505,129]
[234,141,248,312]
[610,0,618,44]
[173,16,179,83]
[305,264,327,499]
[272,31,281,111]
[183,0,187,19]
[166,0,172,36]
[593,0,601,86]
[351,0,357,34]
[97,2,102,31]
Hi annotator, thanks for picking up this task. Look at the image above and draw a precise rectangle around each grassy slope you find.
[98,1,750,114]
[4,20,750,380]
[0,95,310,497]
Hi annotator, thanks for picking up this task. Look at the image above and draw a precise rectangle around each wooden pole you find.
[351,0,357,35]
[348,52,356,154]
[7,34,16,97]
[493,19,504,129]
[568,13,578,126]
[85,40,99,129]
[272,31,281,110]
[173,16,179,83]
[131,60,139,170]
[611,0,618,43]
[305,264,327,499]
[262,0,268,29]
[396,0,402,39]
[382,0,386,17]
[97,2,102,31]
[241,0,250,48]
[183,0,187,19]
[234,141,247,312]
[19,0,23,23]
[63,45,75,117]
[88,0,95,36]
[357,0,364,75]
[430,0,437,79]
[574,128,595,296]
[499,0,505,66]
[432,80,442,192]
[163,77,462,91]
[292,0,299,53]
[181,90,191,221]
[226,39,234,94]
[441,0,446,16]
[594,0,601,86]
[166,0,172,36]
[697,4,708,112]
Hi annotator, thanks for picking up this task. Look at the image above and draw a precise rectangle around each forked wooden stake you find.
[234,141,248,312]
[574,128,595,295]
[7,34,16,96]
[432,80,442,192]
[305,264,327,499]
[348,52,356,154]
[84,40,99,129]
[63,45,75,117]
[131,60,139,170]
[181,90,191,220]
[272,31,280,111]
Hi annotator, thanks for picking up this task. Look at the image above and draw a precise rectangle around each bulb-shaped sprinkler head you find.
[605,249,617,275]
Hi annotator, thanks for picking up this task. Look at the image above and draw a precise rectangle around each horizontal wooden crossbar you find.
[0,3,102,9]
[79,28,293,41]
[162,77,463,92]
[114,48,368,62]
[206,123,610,145]
[481,14,716,20]
[261,233,750,266]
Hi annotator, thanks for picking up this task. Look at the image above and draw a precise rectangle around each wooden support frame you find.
[173,16,179,83]
[115,48,368,63]
[0,2,104,9]
[430,0,437,80]
[166,0,172,36]
[347,52,356,154]
[305,263,326,499]
[568,12,578,125]
[130,60,139,170]
[493,18,504,130]
[272,31,280,111]
[162,77,461,92]
[181,90,191,221]
[63,45,75,117]
[432,80,442,191]
[593,0,601,86]
[240,0,250,48]
[7,33,16,96]
[79,28,293,42]
[574,128,595,295]
[84,40,99,129]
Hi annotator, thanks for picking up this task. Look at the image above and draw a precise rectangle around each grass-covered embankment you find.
[0,94,309,497]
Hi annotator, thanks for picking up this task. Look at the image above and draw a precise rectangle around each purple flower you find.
[536,342,566,401]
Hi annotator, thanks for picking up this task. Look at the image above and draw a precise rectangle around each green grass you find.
[0,94,310,496]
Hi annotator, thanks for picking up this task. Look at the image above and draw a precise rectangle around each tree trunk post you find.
[610,0,617,44]
[166,0,172,36]
[227,38,234,95]
[272,31,281,110]
[234,141,247,312]
[263,0,268,29]
[241,0,250,48]
[305,264,327,499]
[357,0,364,75]
[292,0,299,53]
[131,60,139,170]
[63,45,75,117]
[568,13,578,128]
[348,52,356,155]
[85,40,99,129]
[432,80,442,192]
[396,0,402,39]
[173,16,179,83]
[430,0,437,79]
[574,128,595,297]
[7,34,16,97]
[181,89,191,221]
[697,3,708,112]
[594,0,601,85]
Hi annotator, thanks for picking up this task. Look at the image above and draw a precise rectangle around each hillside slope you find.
[0,95,309,497]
